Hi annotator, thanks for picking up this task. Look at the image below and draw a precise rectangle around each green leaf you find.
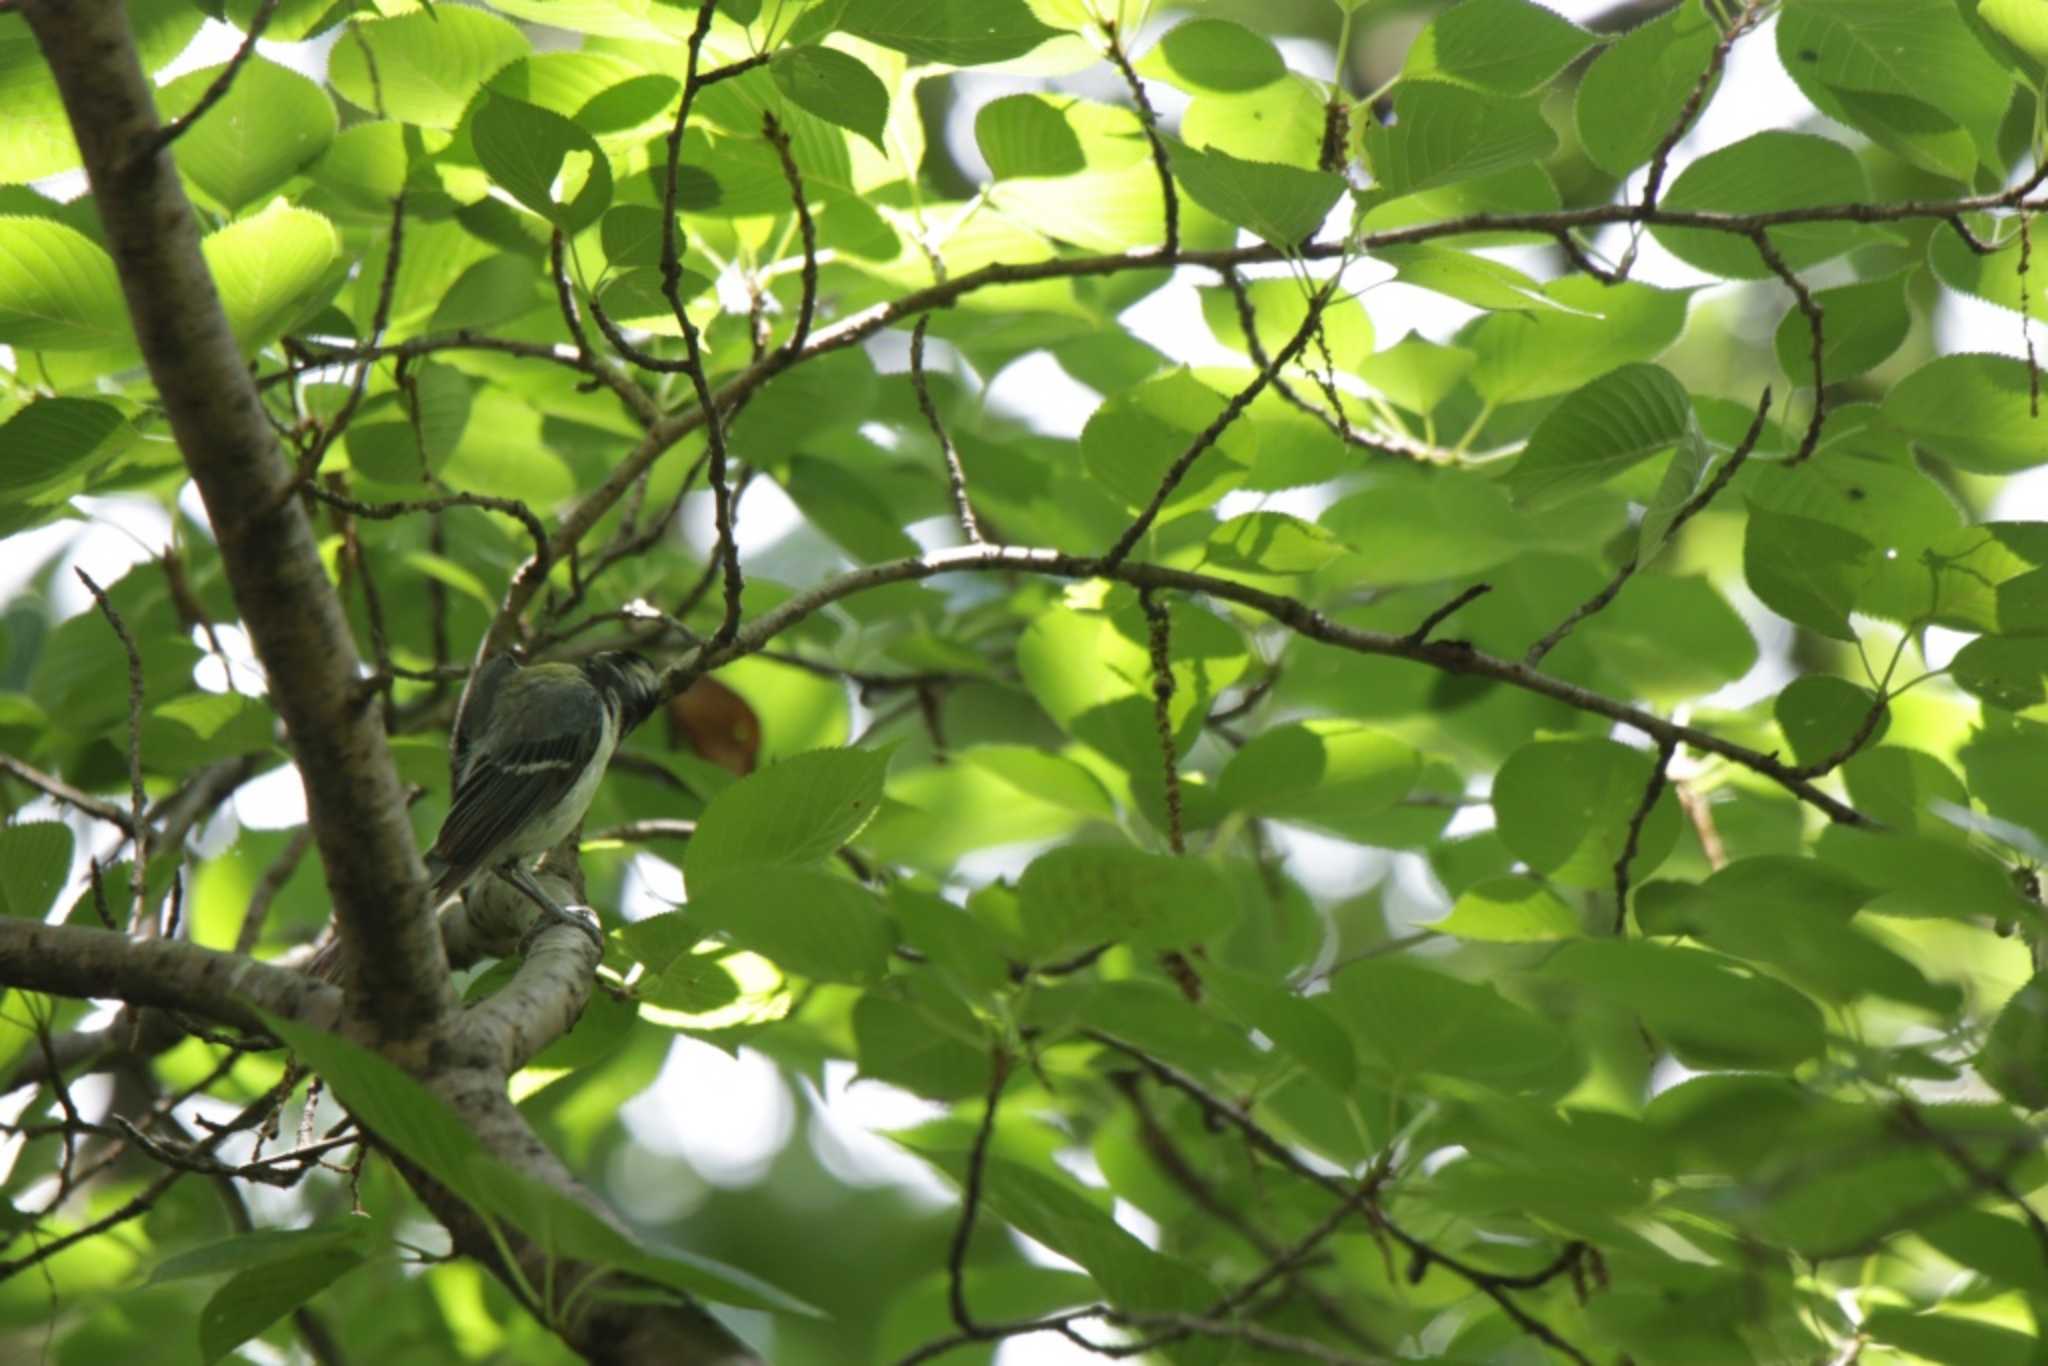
[1575,0,1719,175]
[1078,368,1253,517]
[1167,142,1345,246]
[1546,940,1827,1070]
[1933,215,2048,324]
[1198,277,1372,372]
[1951,635,2048,711]
[1586,575,1758,701]
[1136,18,1286,94]
[1401,0,1597,95]
[1375,242,1570,314]
[157,58,336,213]
[1862,1309,2035,1366]
[199,1244,365,1365]
[964,747,1117,818]
[0,216,128,351]
[1775,675,1886,768]
[1983,0,2048,62]
[854,979,992,1099]
[894,1133,1213,1313]
[576,73,680,136]
[683,747,890,882]
[0,0,203,182]
[1493,736,1679,889]
[1743,503,1873,641]
[472,93,613,233]
[202,202,343,356]
[1362,82,1557,194]
[1357,332,1476,413]
[1203,511,1346,575]
[1038,978,1265,1077]
[1815,826,2038,923]
[328,7,532,128]
[771,45,889,149]
[431,254,546,333]
[1883,353,2048,473]
[0,821,73,919]
[262,1012,818,1315]
[1647,868,1955,1013]
[1181,74,1330,169]
[150,1224,370,1285]
[1327,957,1578,1092]
[1651,132,1878,279]
[1923,1208,2048,1297]
[1015,845,1235,958]
[891,885,1011,994]
[1215,721,1420,839]
[1778,0,2009,180]
[1200,965,1355,1090]
[1465,277,1692,405]
[1503,363,1696,509]
[1843,745,1969,841]
[688,866,893,984]
[1429,874,1581,941]
[1635,411,1714,560]
[1772,274,1911,384]
[974,93,1086,178]
[837,0,1060,65]
[1980,971,2048,1108]
[0,398,128,499]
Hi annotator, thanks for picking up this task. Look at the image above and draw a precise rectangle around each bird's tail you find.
[423,853,466,904]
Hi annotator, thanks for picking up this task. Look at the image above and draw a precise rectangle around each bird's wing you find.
[426,686,605,895]
[448,652,518,786]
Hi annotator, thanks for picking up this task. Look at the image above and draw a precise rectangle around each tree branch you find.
[0,920,340,1034]
[24,0,455,1038]
[660,544,1872,826]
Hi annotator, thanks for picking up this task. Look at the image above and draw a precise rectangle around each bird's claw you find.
[519,900,604,958]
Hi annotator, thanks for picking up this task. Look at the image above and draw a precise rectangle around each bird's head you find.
[582,650,664,734]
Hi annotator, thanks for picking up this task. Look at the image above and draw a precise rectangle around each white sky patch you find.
[803,1062,954,1199]
[620,1039,794,1188]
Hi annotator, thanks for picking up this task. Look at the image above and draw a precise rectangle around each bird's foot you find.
[518,900,604,958]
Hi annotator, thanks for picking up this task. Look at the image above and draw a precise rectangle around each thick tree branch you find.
[24,0,453,1038]
[0,920,341,1034]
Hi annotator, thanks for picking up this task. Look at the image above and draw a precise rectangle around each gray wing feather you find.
[427,683,603,897]
[449,653,518,787]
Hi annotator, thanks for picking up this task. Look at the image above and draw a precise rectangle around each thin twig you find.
[0,755,134,834]
[1093,1035,1595,1365]
[134,0,281,165]
[236,826,315,955]
[301,484,549,576]
[1101,17,1178,256]
[1405,583,1491,646]
[1748,231,1825,463]
[911,318,984,543]
[662,543,1874,826]
[661,0,745,647]
[1638,0,1765,212]
[1138,589,1185,855]
[75,569,148,933]
[1613,737,1677,933]
[946,1047,1017,1337]
[288,195,406,497]
[760,112,818,357]
[1525,387,1773,666]
[1102,278,1337,568]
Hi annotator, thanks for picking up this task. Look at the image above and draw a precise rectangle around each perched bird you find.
[423,650,664,950]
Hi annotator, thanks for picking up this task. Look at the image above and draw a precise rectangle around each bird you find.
[422,649,664,951]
